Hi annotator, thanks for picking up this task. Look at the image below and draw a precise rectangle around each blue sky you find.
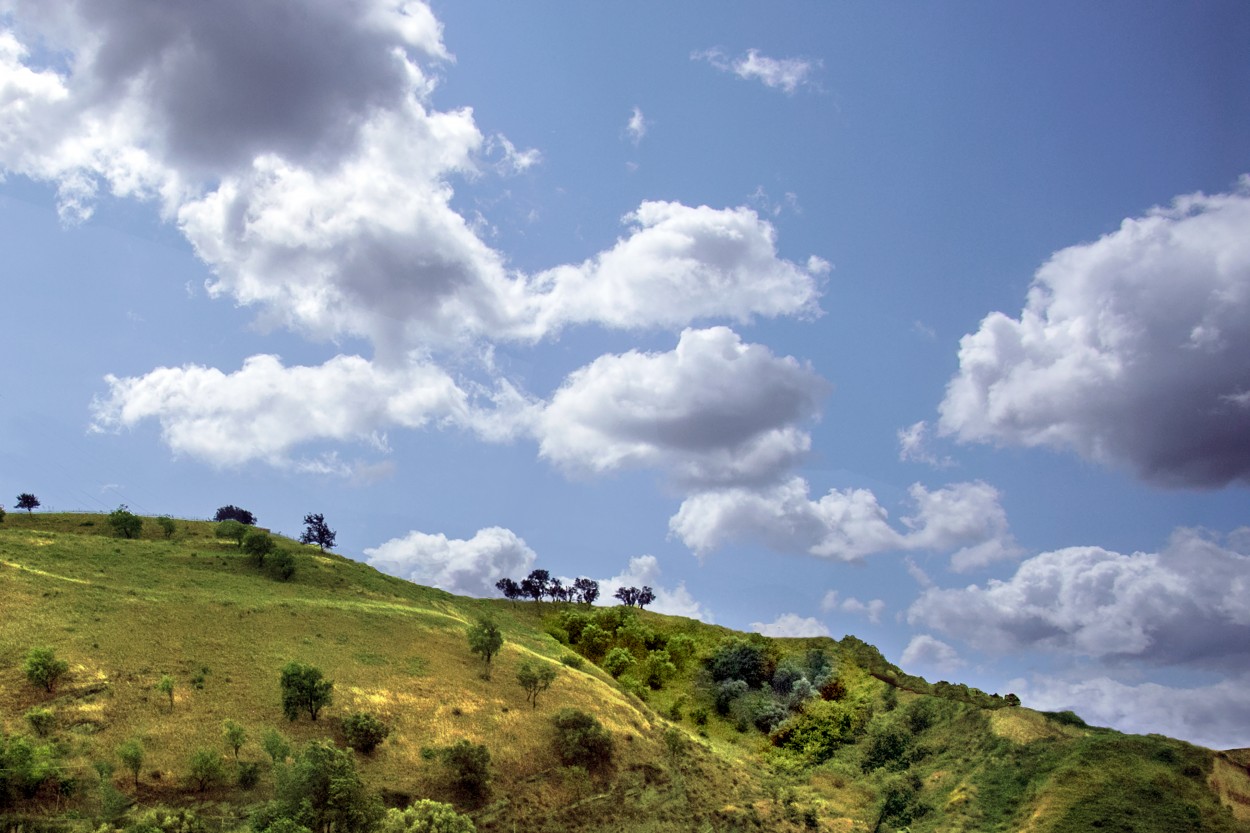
[2,1,1249,748]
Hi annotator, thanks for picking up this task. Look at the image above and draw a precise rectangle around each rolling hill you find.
[2,511,1248,832]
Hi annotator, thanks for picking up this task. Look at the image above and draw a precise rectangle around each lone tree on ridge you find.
[299,513,336,551]
[16,493,39,513]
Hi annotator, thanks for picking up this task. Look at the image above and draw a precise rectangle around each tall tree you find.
[16,493,39,513]
[637,586,656,610]
[572,577,600,605]
[466,616,503,680]
[280,661,333,721]
[495,577,521,602]
[520,569,550,603]
[299,513,336,551]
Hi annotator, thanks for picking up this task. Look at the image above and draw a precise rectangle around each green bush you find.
[551,709,614,773]
[24,646,69,693]
[215,519,247,547]
[243,529,276,565]
[378,800,476,833]
[237,761,261,790]
[157,516,177,539]
[25,707,55,737]
[342,712,390,754]
[438,739,491,803]
[602,647,635,678]
[109,505,143,539]
[266,550,296,581]
[272,741,382,832]
[186,748,225,792]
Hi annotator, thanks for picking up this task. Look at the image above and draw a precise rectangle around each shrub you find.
[378,800,476,833]
[187,748,225,792]
[862,723,912,772]
[280,662,333,722]
[237,761,261,790]
[24,647,69,693]
[578,624,612,661]
[223,720,247,760]
[643,649,677,690]
[157,516,177,539]
[157,675,175,709]
[262,729,292,765]
[118,738,144,788]
[707,637,775,688]
[559,611,590,644]
[551,709,614,773]
[243,529,276,565]
[274,740,382,832]
[266,550,296,581]
[342,712,390,754]
[517,661,557,709]
[438,740,491,802]
[108,505,143,539]
[215,520,247,548]
[25,707,55,737]
[714,679,749,716]
[560,654,585,670]
[466,616,503,680]
[602,647,635,679]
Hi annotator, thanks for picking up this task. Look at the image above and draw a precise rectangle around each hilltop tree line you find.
[495,569,655,609]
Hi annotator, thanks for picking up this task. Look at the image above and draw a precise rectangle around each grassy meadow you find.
[2,511,1248,832]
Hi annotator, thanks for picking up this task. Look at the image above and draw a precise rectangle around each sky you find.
[1,1,1249,749]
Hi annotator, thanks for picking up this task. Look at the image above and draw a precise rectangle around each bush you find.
[243,529,276,565]
[262,729,292,765]
[342,712,390,754]
[24,647,69,693]
[25,707,55,737]
[578,624,612,661]
[187,748,225,792]
[560,654,585,670]
[551,709,614,773]
[273,740,382,832]
[109,505,143,539]
[378,801,476,833]
[215,520,247,548]
[602,647,635,679]
[438,740,491,802]
[157,516,177,539]
[517,661,557,709]
[266,550,296,581]
[643,649,677,690]
[280,662,332,722]
[862,723,912,772]
[707,637,775,688]
[237,761,261,789]
[118,738,144,788]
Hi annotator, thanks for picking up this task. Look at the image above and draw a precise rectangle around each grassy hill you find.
[2,511,1248,833]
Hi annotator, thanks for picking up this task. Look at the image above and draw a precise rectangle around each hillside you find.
[2,512,1248,833]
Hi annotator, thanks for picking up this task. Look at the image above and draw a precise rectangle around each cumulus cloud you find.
[897,420,953,468]
[821,591,885,623]
[596,555,712,622]
[363,526,537,598]
[694,48,820,94]
[939,180,1250,487]
[2,4,825,358]
[900,634,965,676]
[539,327,830,486]
[751,613,832,638]
[1014,674,1250,750]
[89,353,539,468]
[670,477,1017,569]
[908,526,1250,671]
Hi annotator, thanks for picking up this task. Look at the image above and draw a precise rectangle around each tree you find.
[438,740,491,803]
[223,719,247,761]
[157,674,175,709]
[342,712,390,754]
[270,740,382,833]
[466,616,503,680]
[572,577,599,605]
[214,505,256,525]
[156,515,177,539]
[516,661,557,709]
[16,493,39,513]
[637,586,655,610]
[266,549,296,581]
[24,647,68,693]
[262,729,292,766]
[495,577,521,602]
[614,586,639,607]
[520,569,550,603]
[299,513,336,551]
[187,748,225,792]
[379,801,476,833]
[0,504,6,524]
[215,519,247,548]
[280,661,333,721]
[108,505,143,539]
[547,577,566,603]
[602,647,635,679]
[551,709,614,773]
[117,738,144,789]
[643,649,676,689]
[243,529,276,565]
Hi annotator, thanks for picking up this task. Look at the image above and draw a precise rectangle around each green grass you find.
[1,511,1247,833]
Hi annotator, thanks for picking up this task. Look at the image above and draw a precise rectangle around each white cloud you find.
[821,591,885,623]
[908,527,1250,671]
[539,327,829,486]
[900,634,965,676]
[626,106,647,145]
[897,420,953,468]
[363,526,537,598]
[670,477,1017,569]
[694,48,820,94]
[596,555,713,622]
[1014,674,1250,750]
[89,353,538,469]
[940,179,1250,487]
[751,613,831,638]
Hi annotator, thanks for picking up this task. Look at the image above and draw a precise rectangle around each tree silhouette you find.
[299,513,336,551]
[16,493,39,513]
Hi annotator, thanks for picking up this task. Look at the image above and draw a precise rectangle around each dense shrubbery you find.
[342,712,390,754]
[551,709,614,773]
